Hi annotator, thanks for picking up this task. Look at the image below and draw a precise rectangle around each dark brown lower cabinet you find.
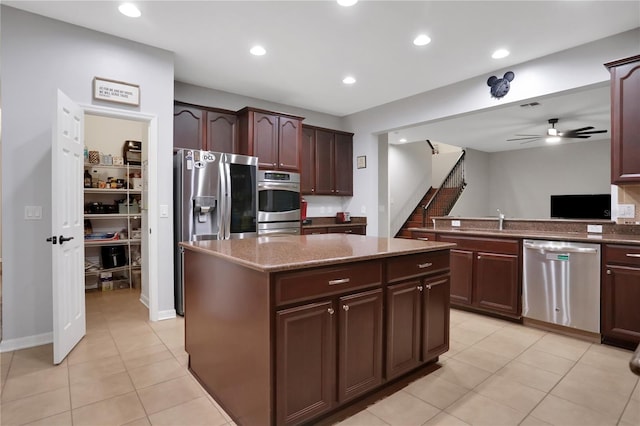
[449,249,473,306]
[602,244,640,348]
[475,252,519,315]
[338,289,383,402]
[386,274,450,380]
[276,288,383,425]
[276,302,335,425]
[439,235,521,318]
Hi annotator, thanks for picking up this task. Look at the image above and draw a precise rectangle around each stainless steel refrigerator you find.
[173,149,258,315]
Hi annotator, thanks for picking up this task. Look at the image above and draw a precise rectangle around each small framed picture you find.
[357,155,367,169]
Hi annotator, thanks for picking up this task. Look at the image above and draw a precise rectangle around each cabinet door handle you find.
[607,269,612,275]
[327,308,335,315]
[477,256,481,260]
[417,285,423,292]
[626,254,640,258]
[329,278,350,285]
[343,305,349,311]
[417,262,433,269]
[425,284,432,290]
[280,163,283,167]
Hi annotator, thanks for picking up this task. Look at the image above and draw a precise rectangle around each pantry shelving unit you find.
[84,164,143,291]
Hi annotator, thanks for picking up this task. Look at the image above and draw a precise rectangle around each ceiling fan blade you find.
[507,136,541,141]
[562,135,591,139]
[568,126,594,133]
[575,129,608,135]
[513,134,540,137]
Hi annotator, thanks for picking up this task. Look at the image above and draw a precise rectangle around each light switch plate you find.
[618,204,635,218]
[587,224,602,233]
[159,204,169,218]
[24,205,42,220]
[451,220,461,227]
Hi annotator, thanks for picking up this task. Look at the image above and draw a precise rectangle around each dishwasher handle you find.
[523,241,598,254]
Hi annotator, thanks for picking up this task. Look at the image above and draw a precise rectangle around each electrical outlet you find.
[360,205,366,214]
[618,204,635,218]
[451,220,461,227]
[587,224,602,233]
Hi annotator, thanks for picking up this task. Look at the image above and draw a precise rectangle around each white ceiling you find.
[5,1,639,152]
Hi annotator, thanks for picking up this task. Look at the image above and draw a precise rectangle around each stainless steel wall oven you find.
[257,170,301,235]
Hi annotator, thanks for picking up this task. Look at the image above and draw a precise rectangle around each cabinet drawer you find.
[275,260,382,306]
[302,227,328,235]
[604,244,640,266]
[438,234,519,255]
[387,251,450,284]
[327,226,365,235]
[412,231,436,241]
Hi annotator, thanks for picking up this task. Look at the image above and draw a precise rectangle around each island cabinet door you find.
[422,274,450,361]
[474,252,519,315]
[449,249,473,305]
[338,288,384,403]
[276,301,336,426]
[386,280,422,380]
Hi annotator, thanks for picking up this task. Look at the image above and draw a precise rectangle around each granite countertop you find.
[409,227,640,245]
[180,234,455,272]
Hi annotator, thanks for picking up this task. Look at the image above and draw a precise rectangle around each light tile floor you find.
[0,289,638,426]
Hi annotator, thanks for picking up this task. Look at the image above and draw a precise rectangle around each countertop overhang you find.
[409,227,640,245]
[180,234,454,272]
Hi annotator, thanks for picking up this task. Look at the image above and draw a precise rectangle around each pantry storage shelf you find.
[84,162,143,292]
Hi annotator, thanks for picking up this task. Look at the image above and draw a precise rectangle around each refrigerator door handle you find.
[225,161,232,239]
[218,159,226,240]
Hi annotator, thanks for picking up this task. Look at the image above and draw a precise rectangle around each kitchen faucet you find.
[497,209,505,230]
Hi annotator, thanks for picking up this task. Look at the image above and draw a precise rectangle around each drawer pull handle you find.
[329,278,350,285]
[343,305,349,311]
[327,308,335,315]
[417,285,423,292]
[344,230,353,233]
[417,262,433,269]
[417,237,430,241]
[626,254,640,258]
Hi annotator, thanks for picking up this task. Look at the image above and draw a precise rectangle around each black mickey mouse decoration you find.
[487,71,515,99]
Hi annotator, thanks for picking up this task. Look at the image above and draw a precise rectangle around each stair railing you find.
[422,150,466,226]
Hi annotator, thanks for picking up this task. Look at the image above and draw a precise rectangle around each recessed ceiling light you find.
[250,45,266,56]
[399,138,407,143]
[413,34,431,46]
[337,0,358,6]
[343,76,356,85]
[492,49,510,59]
[118,3,141,18]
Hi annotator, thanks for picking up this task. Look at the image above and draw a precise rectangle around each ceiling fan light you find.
[547,128,558,136]
[546,136,561,143]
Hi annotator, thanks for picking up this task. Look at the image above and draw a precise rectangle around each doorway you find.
[84,114,149,314]
[81,104,158,323]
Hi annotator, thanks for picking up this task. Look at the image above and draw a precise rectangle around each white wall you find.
[449,148,491,218]
[487,140,611,219]
[432,151,463,187]
[84,115,148,158]
[343,29,640,236]
[1,6,174,348]
[388,142,432,236]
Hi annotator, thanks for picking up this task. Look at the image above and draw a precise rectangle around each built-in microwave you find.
[257,170,301,224]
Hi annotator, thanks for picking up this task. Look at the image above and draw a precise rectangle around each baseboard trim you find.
[157,309,177,321]
[0,331,53,353]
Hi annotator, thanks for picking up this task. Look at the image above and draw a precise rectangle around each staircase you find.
[396,150,466,238]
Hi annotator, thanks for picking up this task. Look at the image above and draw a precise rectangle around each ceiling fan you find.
[507,118,608,144]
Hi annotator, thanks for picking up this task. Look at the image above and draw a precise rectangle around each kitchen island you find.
[180,234,454,426]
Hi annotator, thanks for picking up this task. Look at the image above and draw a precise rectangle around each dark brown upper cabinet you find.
[173,102,237,153]
[606,55,640,184]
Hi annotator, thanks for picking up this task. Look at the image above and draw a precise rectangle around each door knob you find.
[59,235,74,244]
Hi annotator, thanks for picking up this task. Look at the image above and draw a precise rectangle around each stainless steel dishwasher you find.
[522,239,601,333]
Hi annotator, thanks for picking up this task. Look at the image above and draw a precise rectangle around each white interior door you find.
[51,89,86,364]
